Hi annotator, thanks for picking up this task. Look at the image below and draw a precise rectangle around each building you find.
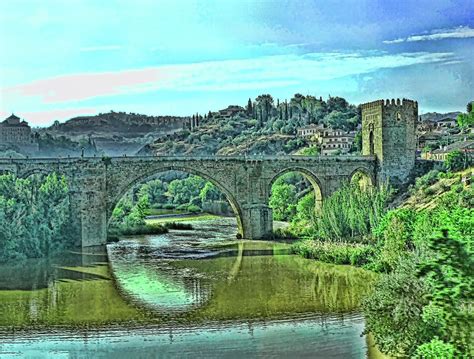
[436,117,457,129]
[0,114,34,144]
[320,129,356,156]
[297,124,356,155]
[296,124,324,139]
[218,105,245,119]
[424,140,474,161]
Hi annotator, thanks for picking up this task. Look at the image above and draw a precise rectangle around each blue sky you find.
[0,0,473,126]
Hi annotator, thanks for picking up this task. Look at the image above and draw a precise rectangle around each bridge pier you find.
[240,204,273,240]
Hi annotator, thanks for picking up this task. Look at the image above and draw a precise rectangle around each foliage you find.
[297,146,319,156]
[269,182,297,221]
[456,106,474,129]
[362,254,431,357]
[313,183,391,242]
[445,150,470,172]
[413,338,455,359]
[167,175,206,206]
[139,179,167,205]
[0,173,72,261]
[292,240,374,266]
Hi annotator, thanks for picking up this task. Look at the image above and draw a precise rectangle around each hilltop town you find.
[1,94,472,161]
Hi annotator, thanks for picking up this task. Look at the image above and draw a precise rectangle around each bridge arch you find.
[19,168,56,179]
[107,165,245,237]
[268,167,324,214]
[349,167,375,190]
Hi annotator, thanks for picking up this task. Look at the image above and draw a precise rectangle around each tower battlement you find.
[361,98,418,111]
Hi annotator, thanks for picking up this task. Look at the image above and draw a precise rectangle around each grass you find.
[291,240,375,266]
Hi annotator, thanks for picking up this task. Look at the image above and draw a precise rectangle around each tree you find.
[199,182,222,203]
[246,98,253,116]
[269,182,297,221]
[445,150,468,172]
[139,179,167,206]
[0,173,72,262]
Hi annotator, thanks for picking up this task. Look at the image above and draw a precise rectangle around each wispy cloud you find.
[383,26,474,44]
[0,108,98,126]
[2,51,455,104]
[80,45,122,52]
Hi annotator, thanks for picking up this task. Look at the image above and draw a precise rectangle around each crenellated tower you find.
[361,98,417,185]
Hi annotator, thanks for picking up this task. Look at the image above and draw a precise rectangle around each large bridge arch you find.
[106,164,246,238]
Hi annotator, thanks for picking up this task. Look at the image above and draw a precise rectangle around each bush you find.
[413,338,455,359]
[415,169,440,190]
[113,223,168,236]
[445,150,469,172]
[314,183,391,242]
[187,204,201,213]
[292,240,374,266]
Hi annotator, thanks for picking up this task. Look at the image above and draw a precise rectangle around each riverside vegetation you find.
[276,155,472,357]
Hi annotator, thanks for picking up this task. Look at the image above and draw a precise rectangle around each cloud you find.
[2,51,455,104]
[5,108,98,127]
[383,26,474,44]
[80,45,122,52]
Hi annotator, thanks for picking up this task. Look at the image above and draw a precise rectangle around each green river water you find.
[0,218,383,358]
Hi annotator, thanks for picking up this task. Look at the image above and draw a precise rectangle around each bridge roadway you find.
[0,155,376,247]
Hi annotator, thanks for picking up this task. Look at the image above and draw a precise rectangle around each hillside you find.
[139,94,359,156]
[400,167,473,210]
[420,111,461,122]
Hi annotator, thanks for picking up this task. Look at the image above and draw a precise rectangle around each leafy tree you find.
[138,179,167,206]
[293,192,315,223]
[269,182,297,221]
[0,173,72,262]
[199,182,222,203]
[445,150,469,172]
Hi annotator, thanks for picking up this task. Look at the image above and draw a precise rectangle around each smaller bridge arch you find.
[349,167,375,190]
[268,166,324,212]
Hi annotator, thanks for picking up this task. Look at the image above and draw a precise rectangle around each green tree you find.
[269,182,297,221]
[199,182,222,203]
[445,150,469,172]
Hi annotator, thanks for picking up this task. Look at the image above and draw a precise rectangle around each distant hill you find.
[46,111,188,137]
[420,111,461,122]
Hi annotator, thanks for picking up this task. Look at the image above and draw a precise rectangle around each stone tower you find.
[361,98,417,185]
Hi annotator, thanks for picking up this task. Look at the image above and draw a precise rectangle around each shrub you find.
[413,338,455,359]
[314,183,391,242]
[164,222,193,230]
[445,150,469,172]
[292,240,374,266]
[187,204,201,213]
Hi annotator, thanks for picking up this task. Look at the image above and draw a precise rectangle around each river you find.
[0,217,383,358]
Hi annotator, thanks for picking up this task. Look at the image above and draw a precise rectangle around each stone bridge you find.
[0,98,420,247]
[0,155,376,246]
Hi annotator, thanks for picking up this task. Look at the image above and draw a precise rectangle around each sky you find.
[0,0,473,126]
